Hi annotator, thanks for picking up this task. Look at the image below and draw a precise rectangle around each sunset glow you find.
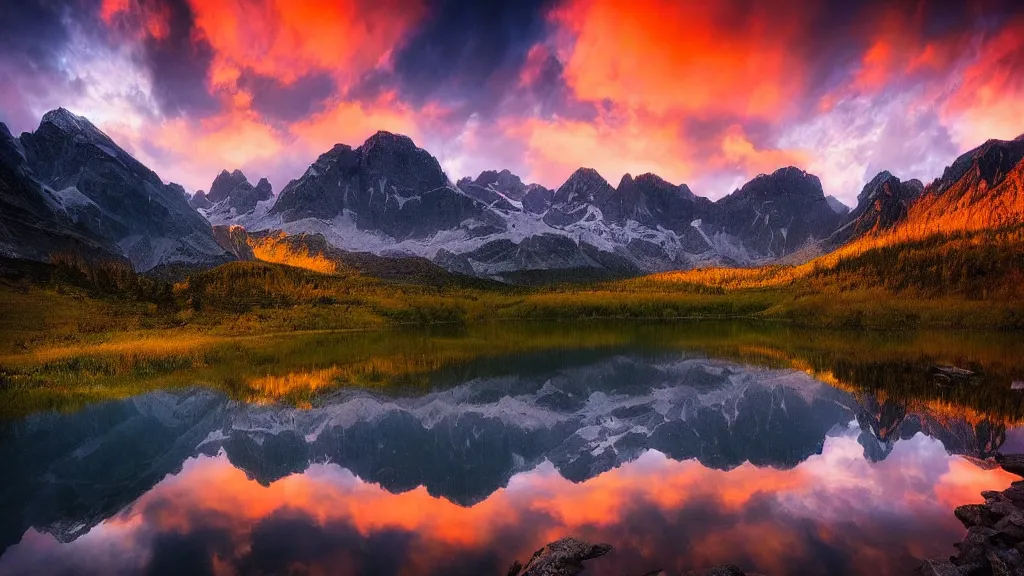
[0,432,1015,576]
[3,0,1022,204]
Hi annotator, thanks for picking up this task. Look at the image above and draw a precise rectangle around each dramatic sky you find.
[1,0,1022,205]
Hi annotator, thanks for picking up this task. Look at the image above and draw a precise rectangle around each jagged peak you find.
[208,169,251,203]
[564,167,606,184]
[314,143,355,167]
[217,168,246,179]
[254,177,273,199]
[934,135,1024,192]
[617,173,634,188]
[734,166,824,199]
[857,170,900,203]
[40,107,100,135]
[362,130,419,151]
[1015,133,1024,142]
[633,172,674,187]
[770,165,808,177]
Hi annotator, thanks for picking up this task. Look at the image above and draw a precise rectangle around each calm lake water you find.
[2,322,1024,575]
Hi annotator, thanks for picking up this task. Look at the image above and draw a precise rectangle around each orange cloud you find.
[100,0,172,41]
[507,111,697,188]
[549,0,817,119]
[720,125,809,175]
[100,109,289,191]
[44,438,1009,576]
[846,4,970,95]
[187,0,426,88]
[941,15,1024,147]
[289,92,423,155]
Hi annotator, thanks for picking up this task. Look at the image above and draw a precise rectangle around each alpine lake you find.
[2,320,1023,575]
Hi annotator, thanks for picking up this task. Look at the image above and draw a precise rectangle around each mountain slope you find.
[0,122,118,262]
[898,135,1024,238]
[714,167,842,258]
[2,109,228,271]
[827,170,923,247]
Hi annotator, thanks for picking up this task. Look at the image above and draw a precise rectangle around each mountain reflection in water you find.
[1,352,1021,575]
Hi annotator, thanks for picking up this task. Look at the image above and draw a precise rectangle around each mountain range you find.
[1,108,1022,280]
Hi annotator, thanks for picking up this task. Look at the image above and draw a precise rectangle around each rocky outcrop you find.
[828,170,923,247]
[522,184,554,214]
[189,190,212,210]
[506,538,758,576]
[207,169,249,203]
[506,537,611,576]
[918,454,1024,575]
[826,195,849,215]
[608,173,706,231]
[456,169,538,211]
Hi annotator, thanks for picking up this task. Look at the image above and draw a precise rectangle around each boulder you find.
[507,537,612,576]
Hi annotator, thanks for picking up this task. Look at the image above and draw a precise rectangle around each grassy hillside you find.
[1,224,1023,361]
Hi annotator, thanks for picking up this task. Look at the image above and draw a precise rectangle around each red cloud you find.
[85,0,1024,199]
[941,14,1024,147]
[549,0,818,119]
[6,443,1014,575]
[188,0,425,89]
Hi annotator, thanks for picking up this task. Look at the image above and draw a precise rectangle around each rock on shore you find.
[917,453,1024,575]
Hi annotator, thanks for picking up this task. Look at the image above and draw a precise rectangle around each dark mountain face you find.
[828,171,923,247]
[714,167,842,258]
[207,169,249,203]
[0,122,116,261]
[544,168,616,227]
[456,169,533,210]
[189,190,212,210]
[0,109,227,270]
[826,196,849,216]
[522,184,554,214]
[270,131,504,240]
[608,173,706,231]
[933,138,1024,196]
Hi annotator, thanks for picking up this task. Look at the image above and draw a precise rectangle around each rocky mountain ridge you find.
[4,109,1022,281]
[193,169,275,225]
[0,108,228,271]
[215,129,869,280]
